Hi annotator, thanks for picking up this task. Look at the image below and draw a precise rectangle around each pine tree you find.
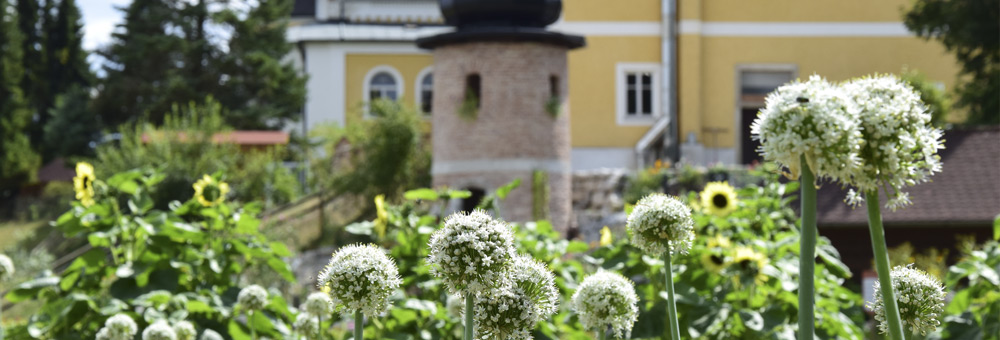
[17,0,47,152]
[39,0,96,158]
[93,0,190,126]
[1,0,41,198]
[215,0,305,129]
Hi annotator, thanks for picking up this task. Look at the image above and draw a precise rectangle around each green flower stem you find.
[318,314,324,340]
[798,155,817,340]
[355,310,363,340]
[465,292,475,340]
[866,189,905,340]
[250,310,257,340]
[1,297,5,340]
[600,326,608,340]
[664,243,681,340]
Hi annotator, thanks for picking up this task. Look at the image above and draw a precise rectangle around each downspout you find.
[662,0,678,163]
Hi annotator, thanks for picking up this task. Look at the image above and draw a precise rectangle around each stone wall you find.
[571,168,628,243]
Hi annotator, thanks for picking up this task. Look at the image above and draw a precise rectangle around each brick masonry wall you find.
[431,41,572,231]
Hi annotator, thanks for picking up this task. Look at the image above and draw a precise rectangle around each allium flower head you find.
[96,327,112,340]
[304,291,333,316]
[0,253,14,282]
[750,75,862,182]
[626,194,695,255]
[199,330,223,340]
[700,181,739,217]
[474,285,538,340]
[142,321,177,340]
[571,270,639,339]
[317,243,401,317]
[103,314,138,340]
[172,321,196,340]
[868,265,946,336]
[426,210,516,293]
[74,162,97,207]
[237,284,269,312]
[842,75,944,211]
[294,313,320,336]
[508,254,560,319]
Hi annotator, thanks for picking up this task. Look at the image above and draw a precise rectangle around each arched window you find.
[416,67,433,115]
[369,72,398,101]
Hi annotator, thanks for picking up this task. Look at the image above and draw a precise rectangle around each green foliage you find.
[545,96,562,118]
[93,0,304,129]
[904,0,999,125]
[3,167,296,338]
[533,170,550,220]
[901,68,952,127]
[43,85,100,158]
[312,99,431,203]
[0,0,41,198]
[458,88,479,121]
[624,168,666,205]
[933,238,1000,339]
[95,99,299,208]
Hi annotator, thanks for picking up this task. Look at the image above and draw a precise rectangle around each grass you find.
[0,220,47,251]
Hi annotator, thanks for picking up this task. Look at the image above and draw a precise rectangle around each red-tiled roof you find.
[141,131,289,145]
[817,126,1000,226]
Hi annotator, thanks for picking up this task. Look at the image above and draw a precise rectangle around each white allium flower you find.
[508,254,559,319]
[626,194,695,255]
[95,327,112,340]
[571,270,639,339]
[843,75,944,211]
[199,329,224,340]
[103,313,138,340]
[474,285,537,340]
[304,291,333,316]
[446,294,465,318]
[294,313,320,336]
[237,284,269,312]
[142,321,177,340]
[317,244,401,318]
[751,75,863,182]
[426,210,516,293]
[0,253,14,282]
[868,265,946,336]
[172,321,196,340]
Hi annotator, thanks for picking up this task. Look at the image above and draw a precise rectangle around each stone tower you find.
[417,0,585,231]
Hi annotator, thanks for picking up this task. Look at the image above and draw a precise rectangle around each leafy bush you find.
[932,221,1000,339]
[3,167,296,338]
[95,98,299,209]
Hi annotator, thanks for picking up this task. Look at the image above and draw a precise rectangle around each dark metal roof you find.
[817,126,1000,226]
[292,0,315,17]
[416,26,585,49]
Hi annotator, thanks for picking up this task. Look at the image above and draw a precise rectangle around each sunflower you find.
[732,246,769,286]
[73,162,96,207]
[192,175,230,207]
[700,181,738,217]
[700,252,728,273]
[706,235,731,250]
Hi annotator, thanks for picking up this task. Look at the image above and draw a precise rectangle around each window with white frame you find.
[616,63,660,125]
[369,72,398,101]
[415,67,433,115]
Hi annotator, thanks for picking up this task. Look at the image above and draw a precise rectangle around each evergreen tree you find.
[93,0,190,126]
[1,0,41,198]
[216,0,305,129]
[38,0,94,159]
[17,0,47,151]
[43,86,100,158]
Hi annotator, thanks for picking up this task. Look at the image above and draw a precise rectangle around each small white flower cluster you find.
[199,330,223,340]
[750,75,862,182]
[199,329,223,340]
[95,314,138,340]
[626,194,695,255]
[474,285,537,340]
[843,75,944,210]
[237,284,269,312]
[317,243,402,318]
[446,293,465,318]
[172,321,197,340]
[0,253,13,282]
[571,270,639,339]
[294,313,320,336]
[507,254,560,319]
[304,291,333,317]
[142,321,177,340]
[427,210,517,293]
[869,265,946,336]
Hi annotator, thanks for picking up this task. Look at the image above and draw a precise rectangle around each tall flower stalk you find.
[751,75,861,340]
[0,254,11,340]
[626,194,694,340]
[426,210,516,340]
[237,285,268,340]
[317,244,401,340]
[843,75,945,340]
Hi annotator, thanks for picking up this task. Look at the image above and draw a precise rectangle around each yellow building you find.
[287,0,959,169]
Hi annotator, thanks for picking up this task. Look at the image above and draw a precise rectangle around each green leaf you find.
[445,189,472,199]
[816,244,851,278]
[5,276,60,303]
[403,299,438,313]
[269,242,291,257]
[228,319,251,340]
[88,231,113,248]
[404,188,439,201]
[993,214,999,241]
[566,241,589,253]
[266,257,296,283]
[496,178,522,200]
[345,221,374,235]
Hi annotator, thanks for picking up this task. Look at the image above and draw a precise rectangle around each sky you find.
[79,0,129,51]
